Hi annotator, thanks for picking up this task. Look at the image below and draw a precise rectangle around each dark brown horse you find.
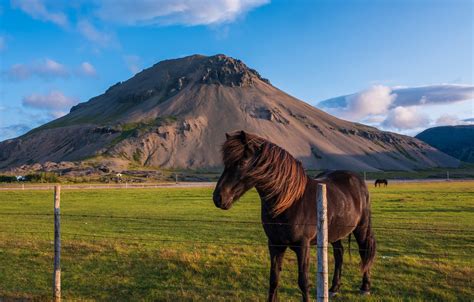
[374,179,388,187]
[212,131,376,301]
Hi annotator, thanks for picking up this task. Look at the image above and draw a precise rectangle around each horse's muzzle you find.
[213,192,222,208]
[213,192,232,210]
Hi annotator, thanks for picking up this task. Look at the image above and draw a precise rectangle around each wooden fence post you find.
[317,183,328,302]
[53,185,61,301]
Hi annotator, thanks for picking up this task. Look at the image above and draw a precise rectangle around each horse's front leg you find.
[295,241,311,302]
[268,243,287,302]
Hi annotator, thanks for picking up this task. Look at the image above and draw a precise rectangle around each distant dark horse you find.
[213,131,376,301]
[374,179,388,187]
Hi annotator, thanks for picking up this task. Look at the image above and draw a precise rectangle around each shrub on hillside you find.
[25,172,59,183]
[0,175,17,183]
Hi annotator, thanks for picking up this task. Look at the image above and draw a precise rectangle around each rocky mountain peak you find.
[199,54,270,87]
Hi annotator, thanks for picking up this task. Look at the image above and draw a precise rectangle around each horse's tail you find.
[360,201,376,273]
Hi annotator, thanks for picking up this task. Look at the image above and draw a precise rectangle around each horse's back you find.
[316,170,367,192]
[314,170,370,242]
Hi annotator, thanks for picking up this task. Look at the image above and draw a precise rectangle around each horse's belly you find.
[328,216,359,242]
[262,224,298,245]
[263,222,319,245]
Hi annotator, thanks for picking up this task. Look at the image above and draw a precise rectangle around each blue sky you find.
[0,0,473,140]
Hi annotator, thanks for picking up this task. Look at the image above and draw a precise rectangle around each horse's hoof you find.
[359,290,371,296]
[329,291,338,298]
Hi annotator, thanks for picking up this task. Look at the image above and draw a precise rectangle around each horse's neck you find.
[256,186,281,221]
[255,173,310,220]
[255,185,273,204]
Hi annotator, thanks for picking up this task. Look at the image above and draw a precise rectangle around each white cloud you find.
[435,114,462,126]
[5,59,100,80]
[95,0,269,26]
[11,0,68,27]
[11,0,269,27]
[344,85,396,119]
[49,110,68,119]
[79,62,97,77]
[319,84,474,110]
[12,1,268,52]
[394,84,473,106]
[318,84,474,133]
[37,58,69,77]
[5,58,69,80]
[123,55,141,75]
[435,114,474,126]
[382,106,430,130]
[22,90,78,110]
[77,20,114,47]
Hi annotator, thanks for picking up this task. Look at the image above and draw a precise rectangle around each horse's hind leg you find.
[329,240,344,296]
[268,244,287,302]
[353,222,376,295]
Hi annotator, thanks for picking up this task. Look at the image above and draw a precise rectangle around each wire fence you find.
[0,175,473,191]
[0,182,216,191]
[0,193,473,301]
[0,223,473,258]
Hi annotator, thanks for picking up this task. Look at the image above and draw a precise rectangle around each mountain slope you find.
[0,54,459,171]
[416,125,474,163]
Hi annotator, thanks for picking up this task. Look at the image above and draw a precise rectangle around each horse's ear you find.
[240,130,249,145]
[225,132,230,140]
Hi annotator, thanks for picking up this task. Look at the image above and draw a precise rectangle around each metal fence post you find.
[53,185,61,301]
[317,183,328,302]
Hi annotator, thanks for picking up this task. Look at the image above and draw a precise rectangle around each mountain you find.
[0,54,459,172]
[416,125,474,163]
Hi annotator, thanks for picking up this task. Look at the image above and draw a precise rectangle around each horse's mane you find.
[222,131,308,216]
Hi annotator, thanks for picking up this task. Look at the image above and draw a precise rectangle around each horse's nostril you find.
[213,193,222,206]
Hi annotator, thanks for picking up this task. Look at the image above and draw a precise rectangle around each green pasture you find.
[0,182,473,301]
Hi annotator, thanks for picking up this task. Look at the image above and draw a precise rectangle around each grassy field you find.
[0,182,473,301]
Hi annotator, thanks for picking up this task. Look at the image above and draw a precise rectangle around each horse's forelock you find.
[221,132,264,166]
[222,134,246,167]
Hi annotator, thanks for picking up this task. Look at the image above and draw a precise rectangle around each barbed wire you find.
[2,276,471,301]
[2,244,471,299]
[1,233,472,259]
[0,213,472,234]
